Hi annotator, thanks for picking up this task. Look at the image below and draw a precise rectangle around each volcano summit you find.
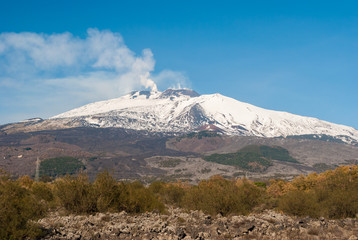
[23,88,355,144]
[1,88,358,179]
[2,89,358,145]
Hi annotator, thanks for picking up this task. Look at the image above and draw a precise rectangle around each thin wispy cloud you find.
[0,28,189,122]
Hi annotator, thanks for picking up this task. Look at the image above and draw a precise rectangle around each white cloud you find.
[0,28,191,122]
[0,28,161,89]
[0,32,81,70]
[44,71,143,101]
[0,41,5,53]
[0,77,22,89]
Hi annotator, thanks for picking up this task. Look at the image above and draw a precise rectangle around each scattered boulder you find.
[38,208,358,239]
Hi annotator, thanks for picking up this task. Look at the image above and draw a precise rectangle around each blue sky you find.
[0,0,357,129]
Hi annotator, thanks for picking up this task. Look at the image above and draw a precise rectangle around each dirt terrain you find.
[166,135,358,180]
[0,128,185,179]
[0,127,358,181]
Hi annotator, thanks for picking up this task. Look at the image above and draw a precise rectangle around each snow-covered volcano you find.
[51,89,358,143]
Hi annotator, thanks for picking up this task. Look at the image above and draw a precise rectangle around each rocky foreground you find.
[38,208,358,240]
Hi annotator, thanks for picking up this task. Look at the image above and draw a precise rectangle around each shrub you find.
[31,181,54,202]
[321,187,358,218]
[0,174,46,239]
[254,181,267,189]
[39,175,53,183]
[93,171,121,212]
[275,165,358,219]
[53,173,97,214]
[53,171,166,214]
[17,175,34,189]
[235,178,265,212]
[149,181,186,206]
[182,176,263,216]
[278,190,320,218]
[316,168,358,218]
[148,181,165,194]
[118,181,165,213]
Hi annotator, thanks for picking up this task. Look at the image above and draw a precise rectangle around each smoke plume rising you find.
[0,28,188,122]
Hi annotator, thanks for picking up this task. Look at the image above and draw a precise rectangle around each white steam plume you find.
[140,72,158,91]
[0,28,188,122]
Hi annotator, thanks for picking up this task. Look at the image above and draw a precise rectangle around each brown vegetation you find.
[271,165,358,218]
[0,172,47,239]
[1,165,358,239]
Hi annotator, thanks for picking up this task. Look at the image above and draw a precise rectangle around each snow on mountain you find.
[51,89,358,142]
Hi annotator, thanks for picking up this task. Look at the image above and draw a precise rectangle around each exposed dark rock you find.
[159,89,200,99]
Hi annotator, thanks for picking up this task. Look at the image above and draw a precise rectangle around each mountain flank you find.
[2,89,358,146]
[1,88,358,181]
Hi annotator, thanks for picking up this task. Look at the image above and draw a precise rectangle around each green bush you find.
[254,181,267,189]
[0,175,46,239]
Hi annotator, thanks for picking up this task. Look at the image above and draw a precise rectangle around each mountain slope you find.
[48,89,358,143]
